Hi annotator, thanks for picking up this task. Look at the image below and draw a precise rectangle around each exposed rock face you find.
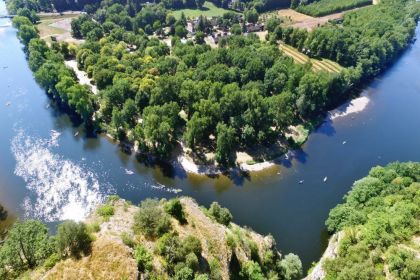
[304,231,344,280]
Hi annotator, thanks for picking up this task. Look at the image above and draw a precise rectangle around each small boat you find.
[125,169,134,175]
[342,141,347,145]
[323,176,328,182]
[5,101,11,106]
[299,180,304,184]
[74,131,79,137]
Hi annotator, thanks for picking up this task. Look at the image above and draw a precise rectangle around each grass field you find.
[170,2,239,19]
[37,14,80,44]
[280,43,343,73]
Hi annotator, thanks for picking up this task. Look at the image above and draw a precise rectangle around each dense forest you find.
[270,0,420,79]
[293,0,371,17]
[6,0,290,14]
[0,197,303,279]
[322,162,420,279]
[7,0,420,167]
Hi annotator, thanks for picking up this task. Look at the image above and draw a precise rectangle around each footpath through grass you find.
[170,1,239,19]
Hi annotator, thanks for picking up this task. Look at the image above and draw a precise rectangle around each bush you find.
[121,232,135,248]
[134,245,153,273]
[278,253,302,280]
[208,202,232,226]
[185,253,199,270]
[56,221,92,259]
[43,253,61,269]
[240,261,265,280]
[165,198,186,224]
[97,204,115,218]
[87,222,101,233]
[182,235,202,257]
[134,199,171,238]
[174,266,194,280]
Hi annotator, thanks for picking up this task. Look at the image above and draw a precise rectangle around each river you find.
[1,1,420,271]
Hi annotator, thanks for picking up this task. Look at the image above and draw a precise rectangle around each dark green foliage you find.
[208,202,232,226]
[156,233,202,276]
[134,245,153,272]
[324,162,420,279]
[133,199,171,238]
[165,198,187,224]
[0,220,53,277]
[55,221,92,259]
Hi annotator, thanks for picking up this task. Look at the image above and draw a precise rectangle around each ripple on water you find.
[11,130,112,222]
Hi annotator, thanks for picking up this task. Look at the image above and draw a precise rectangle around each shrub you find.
[278,253,303,280]
[240,261,265,280]
[97,204,115,218]
[185,253,199,271]
[165,198,186,224]
[43,253,61,269]
[194,274,209,280]
[56,221,92,259]
[182,235,202,257]
[134,199,171,238]
[134,245,153,273]
[121,232,135,248]
[174,266,194,280]
[208,202,233,226]
[87,222,101,233]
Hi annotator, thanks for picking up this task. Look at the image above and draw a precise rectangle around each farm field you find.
[296,0,372,17]
[280,43,343,73]
[170,1,239,19]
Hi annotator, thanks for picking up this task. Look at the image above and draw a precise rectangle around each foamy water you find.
[11,130,110,221]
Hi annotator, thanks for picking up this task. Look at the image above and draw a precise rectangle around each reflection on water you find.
[11,130,113,221]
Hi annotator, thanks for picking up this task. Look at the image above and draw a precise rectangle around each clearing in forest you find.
[170,1,239,19]
[37,13,82,44]
[280,43,343,73]
[277,7,367,30]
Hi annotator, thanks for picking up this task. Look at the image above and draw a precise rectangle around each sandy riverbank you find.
[175,94,370,176]
[329,93,370,120]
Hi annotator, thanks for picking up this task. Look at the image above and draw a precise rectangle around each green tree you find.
[215,122,236,167]
[0,220,53,273]
[244,9,259,24]
[55,221,92,259]
[278,253,302,280]
[240,261,265,280]
[208,202,232,226]
[134,199,171,238]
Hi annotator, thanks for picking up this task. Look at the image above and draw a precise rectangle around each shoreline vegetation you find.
[306,162,420,279]
[6,0,420,176]
[0,196,304,279]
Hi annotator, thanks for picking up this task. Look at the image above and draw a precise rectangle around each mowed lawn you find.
[171,2,239,19]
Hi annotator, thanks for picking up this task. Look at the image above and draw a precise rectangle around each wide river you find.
[1,1,420,271]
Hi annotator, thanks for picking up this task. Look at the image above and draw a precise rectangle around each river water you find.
[1,1,420,270]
